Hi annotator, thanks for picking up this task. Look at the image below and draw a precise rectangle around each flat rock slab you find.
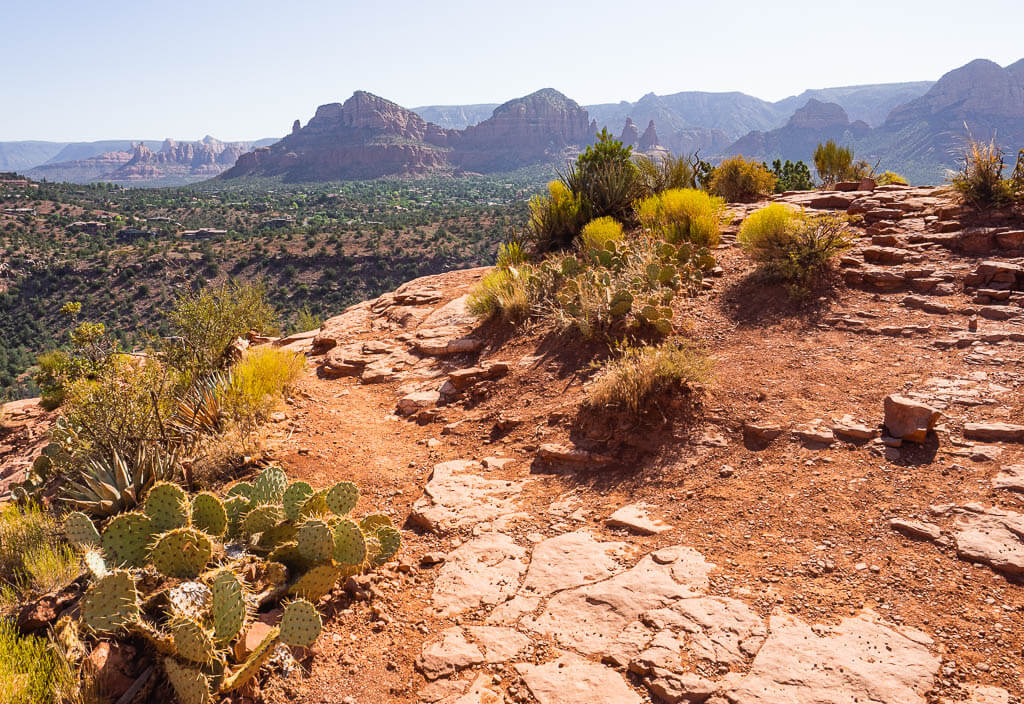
[963,422,1024,443]
[717,611,939,704]
[606,503,672,535]
[409,460,525,535]
[417,626,484,680]
[520,531,627,597]
[991,465,1024,492]
[638,596,767,667]
[942,685,1011,704]
[953,506,1024,576]
[433,533,528,617]
[515,653,642,704]
[467,626,532,663]
[525,546,714,655]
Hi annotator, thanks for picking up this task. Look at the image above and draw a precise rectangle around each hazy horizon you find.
[4,0,1022,142]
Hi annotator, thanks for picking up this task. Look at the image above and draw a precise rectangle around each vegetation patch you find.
[587,339,711,416]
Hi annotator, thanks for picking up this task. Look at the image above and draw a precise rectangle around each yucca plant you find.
[61,444,180,517]
[169,372,231,447]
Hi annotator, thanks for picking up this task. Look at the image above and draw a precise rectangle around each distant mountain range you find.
[5,58,1022,186]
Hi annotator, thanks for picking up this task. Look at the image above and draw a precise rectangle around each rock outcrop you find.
[638,120,659,151]
[722,98,870,163]
[619,118,639,148]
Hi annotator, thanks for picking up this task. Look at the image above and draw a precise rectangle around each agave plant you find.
[62,444,180,517]
[169,372,230,447]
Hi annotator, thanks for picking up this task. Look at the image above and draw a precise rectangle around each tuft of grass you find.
[635,188,725,247]
[467,266,533,322]
[0,503,55,586]
[950,135,1013,209]
[0,619,68,704]
[22,544,79,596]
[579,217,624,251]
[495,241,528,269]
[587,339,711,415]
[222,346,304,424]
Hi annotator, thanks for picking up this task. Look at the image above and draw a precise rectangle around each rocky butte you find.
[221,88,594,181]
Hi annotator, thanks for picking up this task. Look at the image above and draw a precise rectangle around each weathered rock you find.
[883,395,941,443]
[717,611,939,704]
[467,625,531,663]
[963,422,1024,443]
[409,460,524,535]
[537,443,611,466]
[520,531,626,597]
[526,546,713,654]
[417,627,484,680]
[645,669,717,703]
[641,595,767,666]
[942,685,1012,704]
[742,422,783,445]
[991,464,1024,492]
[831,415,879,441]
[889,518,943,542]
[792,425,835,446]
[397,390,441,416]
[88,641,141,700]
[952,505,1024,576]
[515,653,643,704]
[607,503,672,535]
[433,533,528,617]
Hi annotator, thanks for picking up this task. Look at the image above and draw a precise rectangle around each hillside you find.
[3,182,1023,703]
[412,104,499,129]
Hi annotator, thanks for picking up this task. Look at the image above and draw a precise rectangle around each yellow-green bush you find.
[635,188,725,247]
[0,503,77,614]
[875,171,908,186]
[221,346,305,424]
[495,241,528,268]
[0,619,68,704]
[467,266,534,322]
[950,137,1015,208]
[738,205,852,295]
[579,217,624,251]
[528,180,586,253]
[587,339,711,415]
[708,156,776,203]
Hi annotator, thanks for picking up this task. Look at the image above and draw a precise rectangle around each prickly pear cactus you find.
[332,519,366,566]
[296,519,333,563]
[373,526,402,567]
[279,599,321,647]
[168,582,212,621]
[64,511,101,547]
[80,570,139,633]
[289,563,342,602]
[191,492,227,537]
[144,482,189,531]
[151,528,213,579]
[358,514,393,534]
[164,657,212,704]
[282,481,314,521]
[210,571,247,644]
[240,504,283,537]
[325,481,358,516]
[249,466,287,506]
[220,626,280,692]
[83,549,107,579]
[100,512,153,568]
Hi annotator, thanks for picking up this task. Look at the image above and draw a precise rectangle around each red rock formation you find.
[638,120,659,150]
[619,118,639,148]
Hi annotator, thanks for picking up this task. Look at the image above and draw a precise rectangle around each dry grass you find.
[222,346,305,424]
[587,339,711,415]
[950,135,1013,208]
[0,504,78,613]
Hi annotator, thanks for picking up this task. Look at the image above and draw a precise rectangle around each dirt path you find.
[255,187,1023,704]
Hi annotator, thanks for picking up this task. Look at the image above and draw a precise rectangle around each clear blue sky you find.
[4,0,1022,141]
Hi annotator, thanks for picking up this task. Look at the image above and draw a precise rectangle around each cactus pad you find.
[332,519,366,565]
[255,521,297,552]
[299,489,329,518]
[81,570,139,633]
[296,519,333,563]
[164,657,211,704]
[152,528,213,579]
[132,620,177,655]
[100,512,153,568]
[220,626,279,692]
[283,481,314,521]
[358,513,393,534]
[250,466,287,505]
[172,618,216,664]
[279,599,322,648]
[83,549,108,579]
[373,525,402,566]
[144,482,189,532]
[223,495,249,539]
[240,505,283,537]
[288,563,341,602]
[325,481,358,516]
[167,581,212,621]
[210,571,247,644]
[191,492,227,537]
[225,481,253,501]
[64,511,101,547]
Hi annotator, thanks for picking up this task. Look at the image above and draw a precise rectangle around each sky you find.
[3,0,1023,142]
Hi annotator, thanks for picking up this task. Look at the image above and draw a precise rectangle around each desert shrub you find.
[571,128,640,223]
[34,303,119,408]
[580,217,624,251]
[768,159,814,192]
[527,180,586,253]
[635,188,725,246]
[950,136,1014,208]
[221,346,304,424]
[708,156,775,203]
[875,171,908,186]
[587,339,711,415]
[0,503,76,612]
[467,266,535,322]
[0,619,70,704]
[812,141,872,185]
[293,307,321,334]
[1011,149,1024,198]
[61,354,177,462]
[739,205,852,295]
[635,153,697,196]
[162,280,277,379]
[495,240,528,268]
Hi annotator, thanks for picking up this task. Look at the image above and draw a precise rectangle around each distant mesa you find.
[221,88,594,181]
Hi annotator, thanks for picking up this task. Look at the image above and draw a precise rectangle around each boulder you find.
[883,395,941,443]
